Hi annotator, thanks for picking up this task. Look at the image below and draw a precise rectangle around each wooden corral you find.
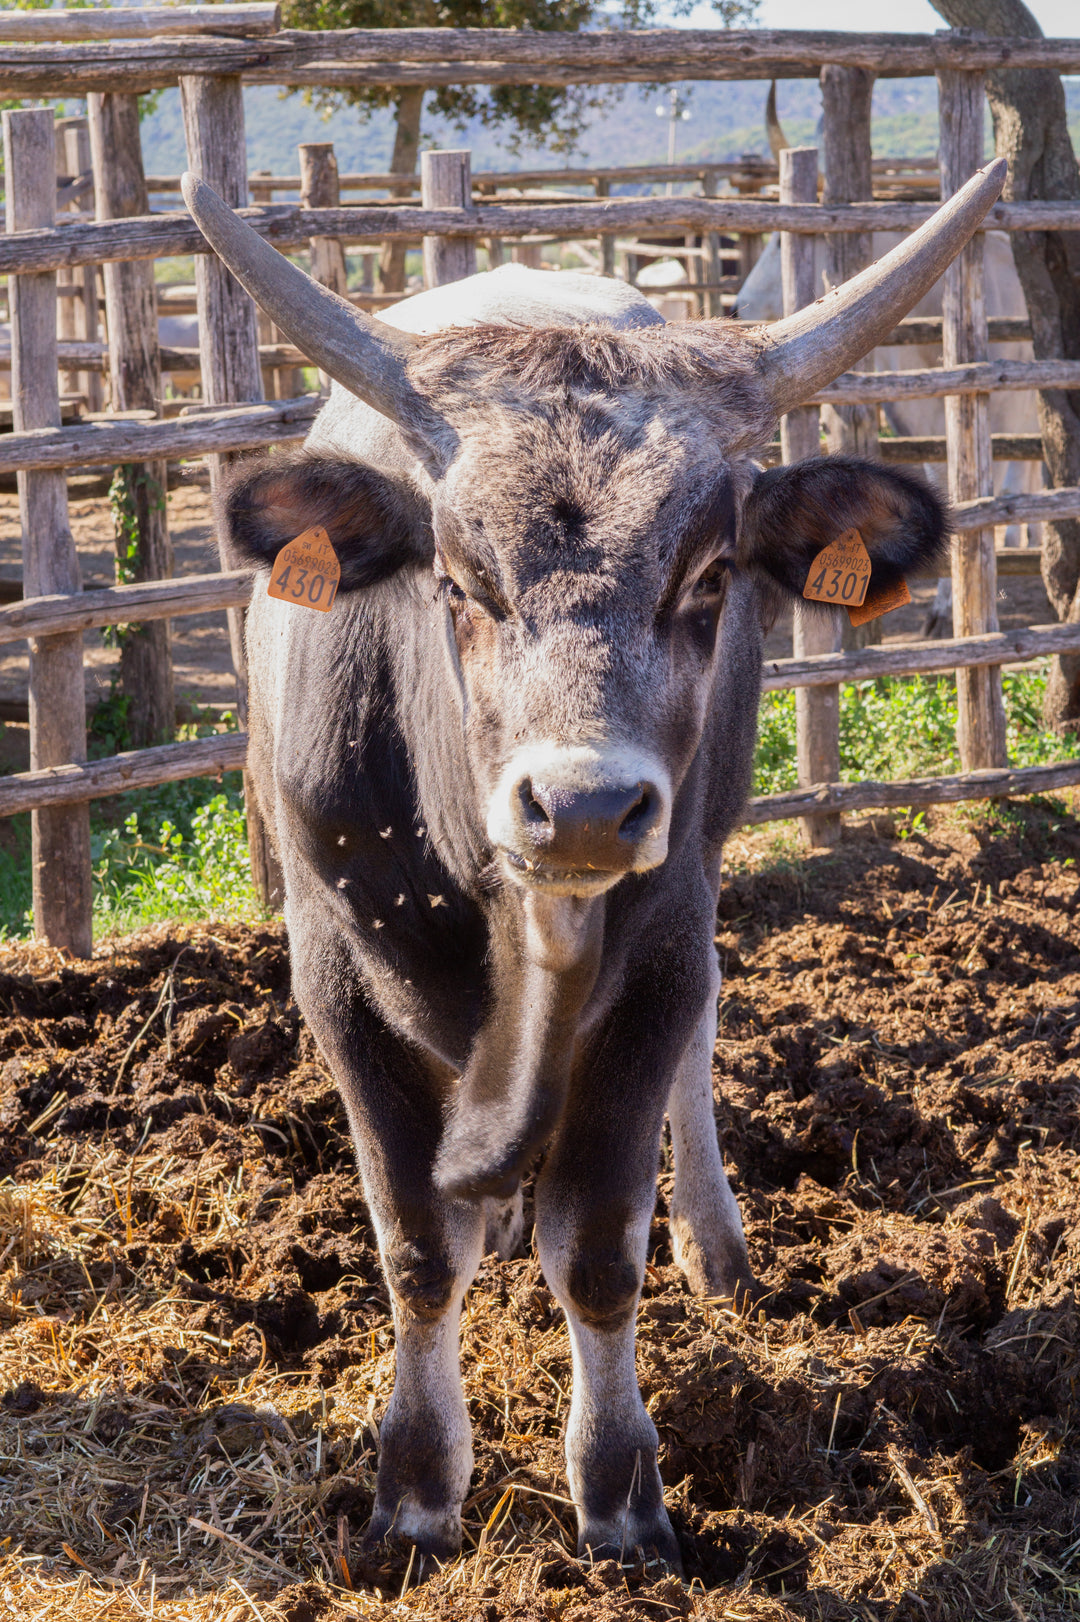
[1,7,1080,951]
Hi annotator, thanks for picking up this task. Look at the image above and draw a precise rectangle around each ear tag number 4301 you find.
[802,528,871,608]
[267,526,341,613]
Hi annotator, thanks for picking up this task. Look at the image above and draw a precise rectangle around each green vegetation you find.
[753,663,1080,797]
[0,770,265,943]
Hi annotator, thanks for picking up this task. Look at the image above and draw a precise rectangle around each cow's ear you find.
[217,451,432,590]
[740,456,949,602]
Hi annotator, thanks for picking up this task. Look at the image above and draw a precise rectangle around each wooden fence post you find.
[55,116,103,412]
[299,141,347,393]
[937,69,1007,771]
[6,108,92,955]
[180,72,283,910]
[250,168,282,399]
[595,177,617,278]
[300,142,348,298]
[781,146,842,849]
[701,167,724,318]
[86,92,175,749]
[421,150,477,289]
[820,67,877,460]
[821,64,882,652]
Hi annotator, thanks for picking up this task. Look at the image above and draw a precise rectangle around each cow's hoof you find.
[670,1217,762,1312]
[364,1498,462,1568]
[579,1514,683,1574]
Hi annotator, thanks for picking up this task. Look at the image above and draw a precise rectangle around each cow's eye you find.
[691,557,731,600]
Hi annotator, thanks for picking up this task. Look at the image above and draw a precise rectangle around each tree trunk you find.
[929,0,1080,730]
[378,86,424,296]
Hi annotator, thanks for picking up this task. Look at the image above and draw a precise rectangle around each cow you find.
[182,158,1005,1574]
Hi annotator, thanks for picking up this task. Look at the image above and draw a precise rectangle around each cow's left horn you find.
[757,157,1007,416]
[181,172,428,428]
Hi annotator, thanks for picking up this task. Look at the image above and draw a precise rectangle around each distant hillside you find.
[136,72,1080,184]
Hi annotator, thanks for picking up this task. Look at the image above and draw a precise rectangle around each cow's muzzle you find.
[487,743,671,895]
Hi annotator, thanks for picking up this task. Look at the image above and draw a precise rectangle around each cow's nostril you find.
[517,777,551,827]
[617,784,655,842]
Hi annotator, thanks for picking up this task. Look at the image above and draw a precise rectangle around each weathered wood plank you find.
[55,117,103,411]
[5,108,92,956]
[810,359,1080,403]
[0,571,254,646]
[181,70,280,911]
[0,5,279,40]
[0,734,249,819]
[422,149,477,289]
[260,26,1080,74]
[778,146,840,850]
[762,620,1080,691]
[88,89,175,749]
[4,198,1080,277]
[0,396,319,472]
[940,68,1005,772]
[742,759,1080,825]
[1,28,1080,96]
[952,487,1080,532]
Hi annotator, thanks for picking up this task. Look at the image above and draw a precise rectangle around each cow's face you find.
[221,323,946,898]
[428,399,754,898]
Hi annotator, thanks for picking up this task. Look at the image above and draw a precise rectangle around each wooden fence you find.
[1,7,1079,952]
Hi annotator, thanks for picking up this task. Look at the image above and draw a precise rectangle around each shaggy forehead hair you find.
[405,319,776,456]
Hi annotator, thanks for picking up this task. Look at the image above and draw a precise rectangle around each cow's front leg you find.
[667,963,756,1305]
[288,927,483,1564]
[535,1084,681,1569]
[365,1195,484,1561]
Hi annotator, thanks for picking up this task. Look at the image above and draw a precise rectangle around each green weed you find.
[91,781,264,938]
[752,663,1080,796]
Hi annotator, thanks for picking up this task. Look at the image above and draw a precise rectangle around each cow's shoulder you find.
[376,263,666,336]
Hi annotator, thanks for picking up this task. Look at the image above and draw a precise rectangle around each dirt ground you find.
[0,485,1058,734]
[1,801,1079,1621]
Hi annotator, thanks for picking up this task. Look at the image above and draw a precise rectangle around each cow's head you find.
[190,163,1003,904]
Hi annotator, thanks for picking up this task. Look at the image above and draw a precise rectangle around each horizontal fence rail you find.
[743,761,1080,826]
[0,735,250,818]
[6,197,1080,276]
[0,571,254,645]
[0,5,280,41]
[762,623,1080,691]
[146,156,942,194]
[4,27,1080,95]
[0,397,319,473]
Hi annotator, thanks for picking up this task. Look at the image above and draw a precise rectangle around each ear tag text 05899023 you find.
[267,527,341,613]
[802,528,871,609]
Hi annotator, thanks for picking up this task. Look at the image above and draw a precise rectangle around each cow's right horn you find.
[181,172,429,429]
[757,157,1008,417]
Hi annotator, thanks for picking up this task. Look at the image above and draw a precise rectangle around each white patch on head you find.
[485,740,672,897]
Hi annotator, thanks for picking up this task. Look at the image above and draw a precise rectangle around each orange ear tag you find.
[267,527,341,613]
[802,528,872,609]
[847,575,912,628]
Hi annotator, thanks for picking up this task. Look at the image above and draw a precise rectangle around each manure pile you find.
[0,803,1078,1622]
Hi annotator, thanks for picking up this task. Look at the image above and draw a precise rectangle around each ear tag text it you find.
[267,527,341,613]
[802,528,871,609]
